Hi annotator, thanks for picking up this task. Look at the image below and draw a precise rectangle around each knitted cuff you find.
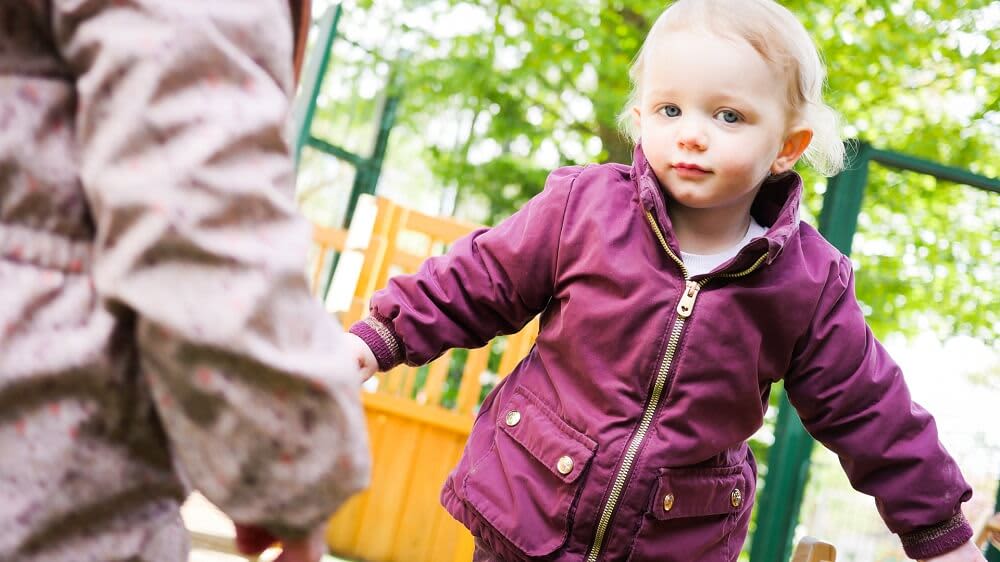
[349,313,403,372]
[899,512,973,560]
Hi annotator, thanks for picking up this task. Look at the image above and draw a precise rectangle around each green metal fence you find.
[988,482,1000,561]
[290,4,403,298]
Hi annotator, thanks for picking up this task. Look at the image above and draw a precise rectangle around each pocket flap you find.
[498,387,597,484]
[651,465,748,521]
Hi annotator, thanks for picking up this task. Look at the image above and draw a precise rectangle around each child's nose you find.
[676,119,708,151]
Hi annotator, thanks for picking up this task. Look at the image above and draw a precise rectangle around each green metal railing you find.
[290,4,403,298]
[749,140,999,562]
[988,482,1000,561]
[290,5,343,167]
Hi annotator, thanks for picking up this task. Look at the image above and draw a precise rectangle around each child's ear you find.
[771,127,813,174]
[632,106,641,130]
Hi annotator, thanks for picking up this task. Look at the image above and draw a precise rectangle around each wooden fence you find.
[311,196,538,562]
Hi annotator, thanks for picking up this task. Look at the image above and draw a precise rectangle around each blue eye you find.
[717,110,741,123]
[661,105,681,117]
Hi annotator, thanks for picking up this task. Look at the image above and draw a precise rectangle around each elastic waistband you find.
[0,222,92,273]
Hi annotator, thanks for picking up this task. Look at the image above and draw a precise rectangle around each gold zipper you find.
[584,211,766,562]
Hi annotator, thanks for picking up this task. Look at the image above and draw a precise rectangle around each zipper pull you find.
[676,281,701,318]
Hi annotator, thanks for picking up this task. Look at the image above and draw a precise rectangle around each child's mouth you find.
[672,163,711,177]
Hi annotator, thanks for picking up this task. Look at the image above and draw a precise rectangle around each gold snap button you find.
[505,410,521,427]
[556,455,574,475]
[730,488,743,508]
[663,493,675,512]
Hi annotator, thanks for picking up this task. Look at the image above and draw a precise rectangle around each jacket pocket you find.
[463,385,597,557]
[651,464,748,521]
[627,463,754,562]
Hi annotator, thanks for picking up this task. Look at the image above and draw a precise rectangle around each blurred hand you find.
[345,332,378,382]
[235,523,328,562]
[234,523,275,555]
[919,540,986,562]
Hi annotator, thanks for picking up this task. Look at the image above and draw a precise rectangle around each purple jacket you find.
[351,146,972,561]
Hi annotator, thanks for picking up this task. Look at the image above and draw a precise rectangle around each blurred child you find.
[0,2,369,561]
[347,0,981,560]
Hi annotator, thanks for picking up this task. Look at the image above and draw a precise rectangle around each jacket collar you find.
[631,143,802,267]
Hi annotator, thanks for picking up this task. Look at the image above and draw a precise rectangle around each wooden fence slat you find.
[428,438,473,562]
[354,418,421,559]
[419,351,452,407]
[309,225,348,294]
[400,364,420,399]
[455,347,490,416]
[389,429,467,561]
[326,409,388,553]
[403,208,481,244]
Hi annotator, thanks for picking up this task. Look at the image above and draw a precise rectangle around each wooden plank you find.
[497,334,524,377]
[382,365,408,397]
[309,248,327,295]
[189,530,244,556]
[326,411,387,552]
[343,296,368,326]
[975,513,1000,550]
[499,319,539,378]
[390,428,465,561]
[392,250,426,273]
[426,436,473,562]
[362,391,473,435]
[454,347,490,416]
[307,225,348,294]
[353,198,399,307]
[791,537,837,562]
[312,224,349,251]
[403,209,481,244]
[400,364,420,399]
[419,350,452,406]
[452,529,476,562]
[374,207,409,291]
[354,417,421,560]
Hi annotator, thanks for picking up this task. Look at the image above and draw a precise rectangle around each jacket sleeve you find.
[784,255,972,560]
[53,0,370,537]
[350,167,581,370]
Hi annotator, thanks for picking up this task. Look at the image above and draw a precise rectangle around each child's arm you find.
[784,255,974,560]
[53,0,369,540]
[351,167,581,371]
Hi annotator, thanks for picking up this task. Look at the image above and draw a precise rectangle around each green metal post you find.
[290,5,343,168]
[749,142,871,562]
[818,142,872,254]
[317,62,404,299]
[343,82,402,230]
[987,480,1000,561]
[749,398,815,562]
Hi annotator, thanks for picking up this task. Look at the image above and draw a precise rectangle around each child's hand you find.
[345,333,378,381]
[235,523,328,562]
[919,540,986,562]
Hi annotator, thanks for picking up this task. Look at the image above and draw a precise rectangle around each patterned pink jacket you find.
[0,1,369,560]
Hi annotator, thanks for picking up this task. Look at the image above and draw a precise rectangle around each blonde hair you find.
[618,0,845,176]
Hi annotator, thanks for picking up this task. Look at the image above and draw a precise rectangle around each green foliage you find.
[318,0,998,341]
